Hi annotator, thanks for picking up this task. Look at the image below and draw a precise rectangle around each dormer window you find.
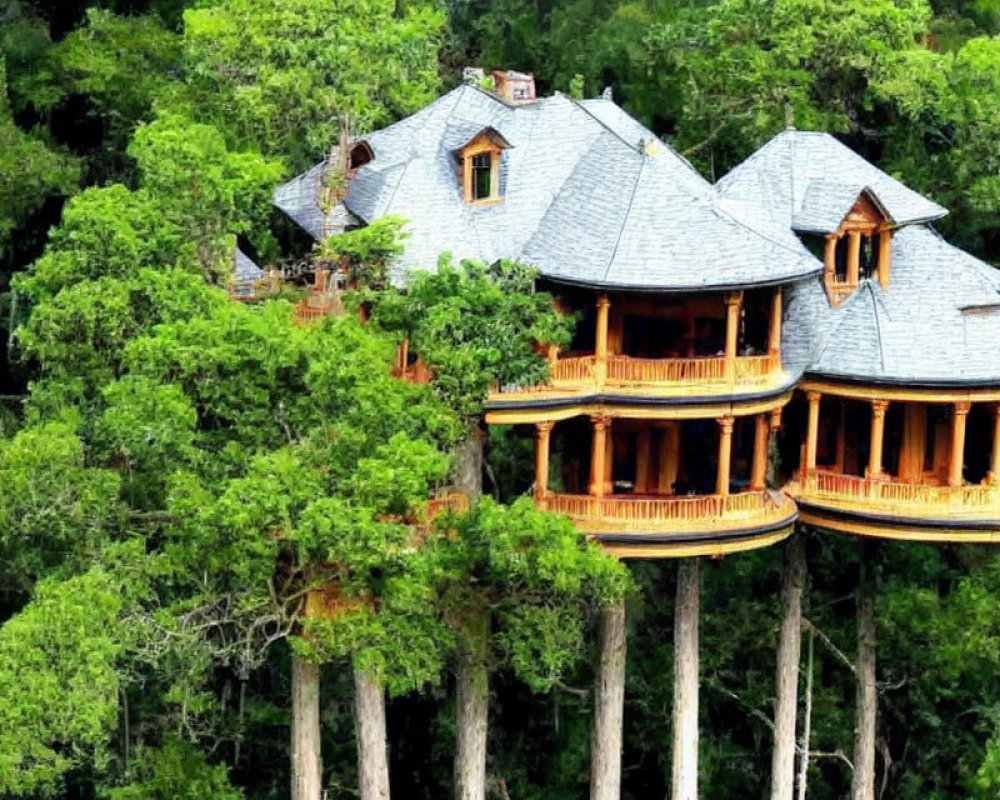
[823,191,893,306]
[349,141,373,172]
[455,127,511,206]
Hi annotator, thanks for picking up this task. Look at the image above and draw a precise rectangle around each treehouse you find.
[718,131,1000,542]
[273,76,1000,554]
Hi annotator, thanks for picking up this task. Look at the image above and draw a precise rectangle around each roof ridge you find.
[867,282,888,374]
[712,195,822,266]
[603,155,648,282]
[558,91,643,153]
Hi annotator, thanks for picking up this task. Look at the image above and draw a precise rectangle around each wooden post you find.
[716,416,735,497]
[990,404,1000,485]
[658,423,681,495]
[595,294,610,388]
[591,599,627,800]
[605,422,615,496]
[877,230,892,288]
[590,415,609,498]
[398,338,409,372]
[770,534,806,800]
[768,286,783,357]
[950,401,971,488]
[824,236,837,281]
[869,400,888,479]
[805,391,821,476]
[834,401,847,472]
[847,231,862,286]
[751,413,769,491]
[671,559,700,800]
[635,428,652,494]
[535,422,553,507]
[724,292,743,385]
[291,653,322,800]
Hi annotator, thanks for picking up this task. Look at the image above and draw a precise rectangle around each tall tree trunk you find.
[455,619,489,800]
[591,599,627,800]
[354,663,390,800]
[852,541,877,800]
[796,630,815,800]
[453,427,483,499]
[771,534,807,800]
[291,653,322,800]
[671,558,700,800]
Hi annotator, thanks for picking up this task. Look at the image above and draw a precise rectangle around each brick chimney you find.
[491,70,536,104]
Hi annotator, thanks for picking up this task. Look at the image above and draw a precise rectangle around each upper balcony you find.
[488,286,790,407]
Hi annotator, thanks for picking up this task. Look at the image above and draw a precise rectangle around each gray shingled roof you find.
[275,86,821,290]
[716,131,948,234]
[233,248,263,295]
[783,226,1000,385]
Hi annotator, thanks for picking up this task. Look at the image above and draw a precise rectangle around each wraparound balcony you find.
[539,490,797,556]
[788,471,1000,540]
[491,352,784,401]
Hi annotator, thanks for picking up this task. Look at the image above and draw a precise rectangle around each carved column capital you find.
[596,293,611,310]
[871,399,889,418]
[807,391,822,405]
[718,415,736,435]
[769,408,783,432]
[955,401,972,417]
[589,413,610,432]
[535,421,554,435]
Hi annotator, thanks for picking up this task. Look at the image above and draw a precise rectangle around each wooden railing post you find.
[824,235,837,283]
[768,286,783,357]
[950,401,971,488]
[805,392,821,482]
[595,294,610,389]
[716,416,735,499]
[751,413,769,491]
[535,421,554,509]
[868,400,888,481]
[724,292,743,386]
[590,415,609,498]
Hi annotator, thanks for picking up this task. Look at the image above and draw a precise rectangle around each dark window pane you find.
[472,153,492,200]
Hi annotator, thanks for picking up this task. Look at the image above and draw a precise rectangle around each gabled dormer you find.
[822,190,893,307]
[455,127,510,206]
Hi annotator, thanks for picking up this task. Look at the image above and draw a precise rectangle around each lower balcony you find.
[539,490,798,558]
[787,470,1000,542]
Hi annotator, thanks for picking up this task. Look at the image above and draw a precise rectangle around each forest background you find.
[3,0,1000,799]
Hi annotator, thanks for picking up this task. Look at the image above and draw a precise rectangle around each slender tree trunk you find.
[591,599,627,800]
[455,620,489,800]
[771,534,807,800]
[354,664,390,800]
[671,558,700,800]
[796,630,815,800]
[852,542,877,800]
[453,427,483,499]
[291,653,322,800]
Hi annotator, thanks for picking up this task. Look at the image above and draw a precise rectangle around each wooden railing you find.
[542,490,793,532]
[425,491,470,519]
[606,355,726,385]
[491,353,782,397]
[293,302,335,325]
[806,470,1000,515]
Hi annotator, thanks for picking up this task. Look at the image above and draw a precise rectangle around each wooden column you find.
[595,294,610,387]
[604,423,615,496]
[877,230,892,288]
[824,235,837,281]
[534,422,553,507]
[834,401,847,473]
[847,231,862,286]
[869,400,888,479]
[635,428,652,494]
[716,416,735,497]
[750,413,769,491]
[991,404,1000,485]
[805,391,821,476]
[950,401,971,488]
[590,415,609,497]
[398,337,409,372]
[724,292,743,385]
[658,423,681,495]
[768,286,783,357]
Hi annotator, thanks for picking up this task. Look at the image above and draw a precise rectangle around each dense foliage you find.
[1,1,1000,799]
